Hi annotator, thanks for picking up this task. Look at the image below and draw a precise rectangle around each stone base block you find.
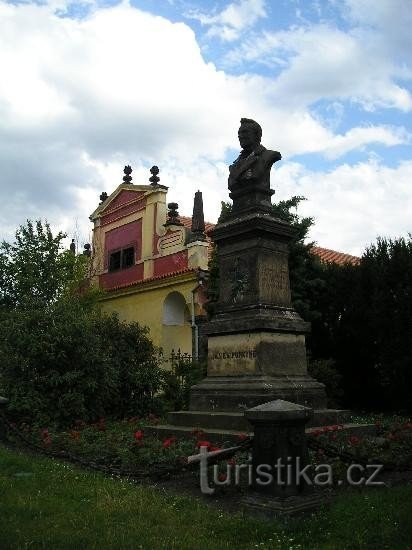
[207,332,308,377]
[190,375,327,411]
[242,491,328,519]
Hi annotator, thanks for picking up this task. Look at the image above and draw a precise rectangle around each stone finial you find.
[99,191,108,203]
[165,202,183,226]
[83,243,91,257]
[69,238,76,254]
[123,165,133,184]
[188,190,206,242]
[149,165,160,186]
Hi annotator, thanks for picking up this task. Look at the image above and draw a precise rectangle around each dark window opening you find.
[122,247,135,269]
[109,250,121,272]
[108,246,135,272]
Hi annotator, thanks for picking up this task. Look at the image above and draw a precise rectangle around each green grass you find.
[1,444,412,549]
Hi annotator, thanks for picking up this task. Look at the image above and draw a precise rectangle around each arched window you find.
[163,292,187,326]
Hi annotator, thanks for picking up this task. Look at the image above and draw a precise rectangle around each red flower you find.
[218,473,227,482]
[237,433,248,441]
[349,435,360,446]
[134,430,144,441]
[228,458,236,466]
[162,436,177,448]
[196,440,211,449]
[209,446,221,452]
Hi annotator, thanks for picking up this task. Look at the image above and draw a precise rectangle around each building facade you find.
[89,167,209,363]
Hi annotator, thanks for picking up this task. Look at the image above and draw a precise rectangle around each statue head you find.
[238,118,262,153]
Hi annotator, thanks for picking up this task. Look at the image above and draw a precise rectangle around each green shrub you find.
[162,352,205,411]
[0,301,163,427]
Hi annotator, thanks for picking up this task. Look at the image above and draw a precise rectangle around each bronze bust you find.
[228,118,281,191]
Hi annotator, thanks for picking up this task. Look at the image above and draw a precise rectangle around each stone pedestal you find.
[190,211,326,411]
[241,399,326,517]
[245,400,312,497]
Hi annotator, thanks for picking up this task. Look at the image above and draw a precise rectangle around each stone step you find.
[145,422,375,443]
[167,408,352,432]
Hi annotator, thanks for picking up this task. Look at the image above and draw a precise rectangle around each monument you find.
[189,118,327,412]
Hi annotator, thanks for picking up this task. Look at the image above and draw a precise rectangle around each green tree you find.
[0,220,85,308]
[0,220,163,426]
[326,236,412,411]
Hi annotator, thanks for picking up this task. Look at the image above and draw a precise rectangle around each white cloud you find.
[186,0,267,41]
[275,159,412,255]
[224,21,412,112]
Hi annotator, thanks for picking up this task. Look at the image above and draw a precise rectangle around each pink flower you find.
[349,435,360,446]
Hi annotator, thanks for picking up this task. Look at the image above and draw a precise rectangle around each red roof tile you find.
[311,246,360,265]
[104,267,197,292]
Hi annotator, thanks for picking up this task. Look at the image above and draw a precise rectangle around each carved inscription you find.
[262,265,288,290]
[260,260,290,304]
[212,349,257,360]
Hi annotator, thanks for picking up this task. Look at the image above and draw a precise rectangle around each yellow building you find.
[89,166,210,363]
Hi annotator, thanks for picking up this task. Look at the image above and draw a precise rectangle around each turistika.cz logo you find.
[197,447,384,495]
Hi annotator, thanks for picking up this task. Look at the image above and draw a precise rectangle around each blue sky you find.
[0,0,411,254]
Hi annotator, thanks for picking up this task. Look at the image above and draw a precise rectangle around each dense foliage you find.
[0,220,163,426]
[0,220,85,308]
[312,236,412,412]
